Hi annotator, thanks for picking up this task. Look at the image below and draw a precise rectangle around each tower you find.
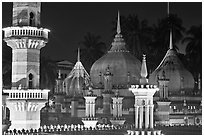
[128,55,161,135]
[3,2,50,130]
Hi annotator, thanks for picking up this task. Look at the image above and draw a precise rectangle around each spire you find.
[168,2,173,50]
[117,11,121,34]
[77,47,80,62]
[140,54,148,84]
[141,54,148,78]
[109,11,129,52]
[169,29,173,49]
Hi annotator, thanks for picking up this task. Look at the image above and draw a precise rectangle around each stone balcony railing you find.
[3,26,49,40]
[3,89,50,100]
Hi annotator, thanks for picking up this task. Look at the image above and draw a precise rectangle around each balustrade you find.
[3,27,49,39]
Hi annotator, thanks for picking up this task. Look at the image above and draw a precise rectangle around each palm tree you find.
[79,32,106,71]
[116,14,154,59]
[182,25,202,77]
[40,56,57,93]
[148,13,186,70]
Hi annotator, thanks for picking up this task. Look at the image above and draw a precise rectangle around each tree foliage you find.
[79,32,107,71]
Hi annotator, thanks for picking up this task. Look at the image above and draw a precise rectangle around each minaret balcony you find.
[3,89,50,100]
[3,26,49,40]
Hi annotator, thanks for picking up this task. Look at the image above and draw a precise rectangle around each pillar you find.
[139,106,143,129]
[112,99,117,117]
[90,102,93,117]
[85,101,89,117]
[135,105,139,129]
[145,105,149,129]
[119,102,123,117]
[84,96,97,117]
[92,101,96,117]
[150,105,154,129]
[112,97,123,117]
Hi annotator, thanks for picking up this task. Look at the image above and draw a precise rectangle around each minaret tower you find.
[3,2,50,130]
[128,55,161,135]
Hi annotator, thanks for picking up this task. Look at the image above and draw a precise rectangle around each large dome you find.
[90,14,141,88]
[149,31,194,95]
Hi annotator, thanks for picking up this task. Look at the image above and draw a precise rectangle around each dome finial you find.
[77,47,80,62]
[168,2,173,50]
[169,29,173,49]
[117,11,121,34]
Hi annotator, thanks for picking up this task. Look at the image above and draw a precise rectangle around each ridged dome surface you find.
[90,32,141,88]
[63,49,90,97]
[149,49,195,94]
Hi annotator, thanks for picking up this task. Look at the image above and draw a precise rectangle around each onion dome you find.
[63,48,91,97]
[149,30,194,95]
[90,12,141,88]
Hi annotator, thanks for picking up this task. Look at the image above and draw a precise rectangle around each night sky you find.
[2,2,202,63]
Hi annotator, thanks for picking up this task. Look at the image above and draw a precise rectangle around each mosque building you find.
[2,2,202,132]
[42,11,202,126]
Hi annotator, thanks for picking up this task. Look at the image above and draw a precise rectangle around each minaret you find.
[3,2,50,130]
[129,55,160,135]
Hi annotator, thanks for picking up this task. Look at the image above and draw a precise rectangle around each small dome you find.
[149,31,194,94]
[90,13,141,88]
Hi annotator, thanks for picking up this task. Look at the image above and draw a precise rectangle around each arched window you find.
[28,73,33,89]
[29,12,35,26]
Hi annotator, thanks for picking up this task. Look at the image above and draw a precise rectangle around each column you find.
[93,101,95,117]
[90,102,93,117]
[150,105,154,129]
[139,106,143,129]
[135,105,139,129]
[163,85,166,98]
[85,101,89,117]
[3,106,7,120]
[119,102,122,117]
[116,102,118,117]
[145,105,149,129]
[112,99,117,117]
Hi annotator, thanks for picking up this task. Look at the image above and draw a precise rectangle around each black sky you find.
[2,2,202,63]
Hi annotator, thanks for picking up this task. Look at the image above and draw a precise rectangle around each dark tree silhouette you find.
[113,14,154,59]
[79,32,106,71]
[182,25,202,78]
[40,56,57,93]
[148,13,186,70]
